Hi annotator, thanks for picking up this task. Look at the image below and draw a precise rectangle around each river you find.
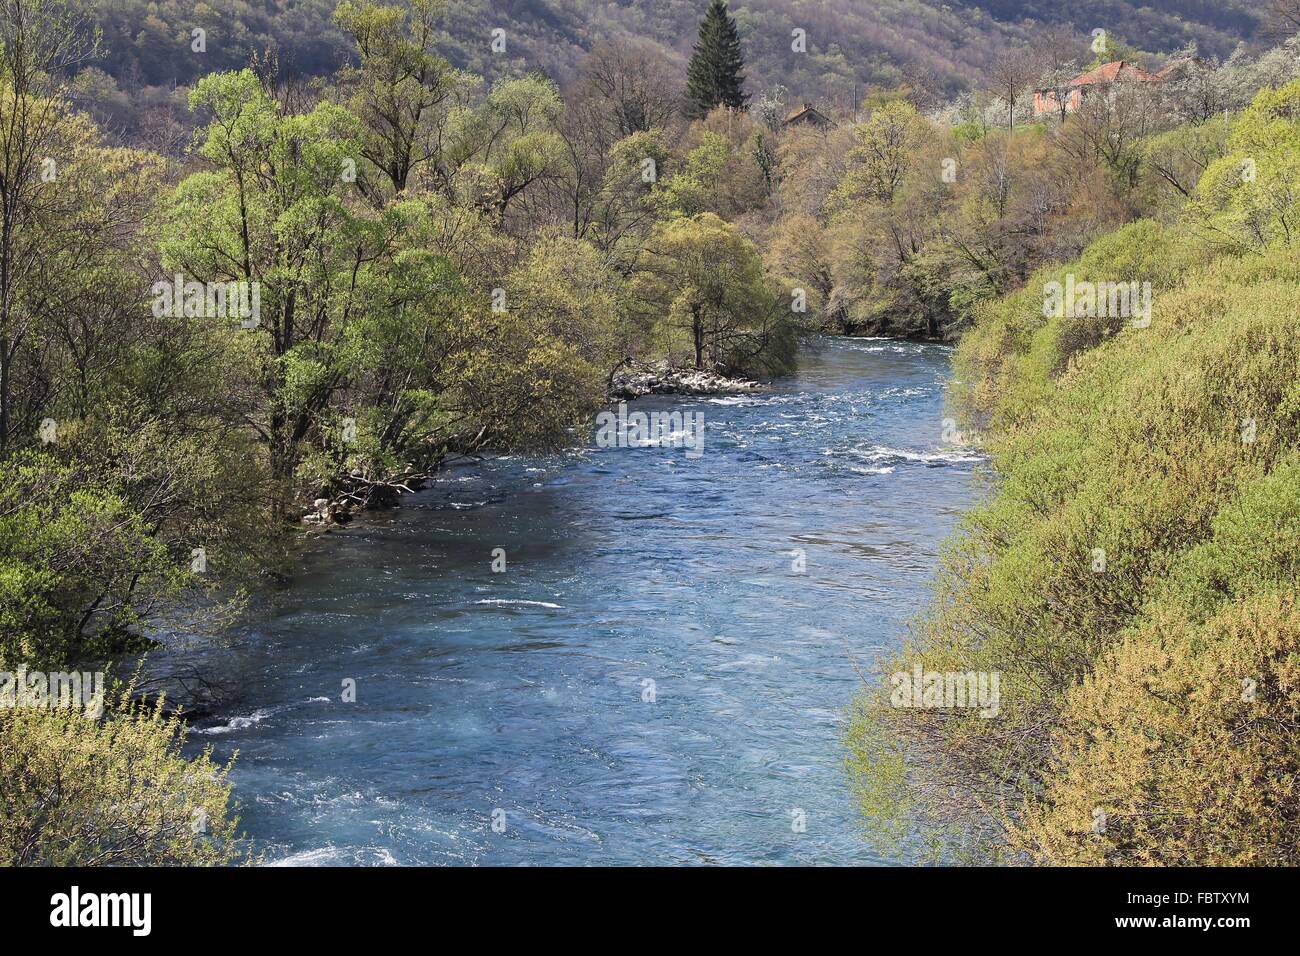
[177,336,979,865]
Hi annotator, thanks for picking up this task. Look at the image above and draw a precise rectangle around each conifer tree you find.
[685,0,748,119]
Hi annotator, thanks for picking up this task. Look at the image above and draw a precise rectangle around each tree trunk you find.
[0,336,9,449]
[692,308,704,370]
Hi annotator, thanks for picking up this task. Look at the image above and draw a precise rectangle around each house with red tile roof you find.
[1033,60,1165,117]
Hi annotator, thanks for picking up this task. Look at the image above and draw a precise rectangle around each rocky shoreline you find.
[303,365,764,526]
[609,363,764,399]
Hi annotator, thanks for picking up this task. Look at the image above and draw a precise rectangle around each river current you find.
[179,336,978,865]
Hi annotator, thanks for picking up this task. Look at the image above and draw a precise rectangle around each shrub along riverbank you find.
[849,81,1300,865]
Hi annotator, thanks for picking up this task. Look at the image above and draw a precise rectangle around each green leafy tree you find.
[159,70,373,512]
[684,0,748,120]
[457,76,565,223]
[0,0,98,448]
[1084,33,1145,71]
[441,237,624,449]
[1188,79,1300,252]
[654,132,731,217]
[587,129,669,272]
[332,0,460,204]
[628,212,794,375]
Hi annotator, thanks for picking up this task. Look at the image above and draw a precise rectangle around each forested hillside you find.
[82,0,1266,114]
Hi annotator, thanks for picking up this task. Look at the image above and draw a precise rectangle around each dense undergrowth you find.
[848,82,1300,866]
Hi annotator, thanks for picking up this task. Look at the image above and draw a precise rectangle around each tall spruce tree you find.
[685,0,748,119]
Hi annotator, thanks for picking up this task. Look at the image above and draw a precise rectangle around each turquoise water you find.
[180,337,978,865]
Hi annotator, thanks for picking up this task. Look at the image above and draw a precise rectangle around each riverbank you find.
[305,364,770,526]
[849,213,1300,865]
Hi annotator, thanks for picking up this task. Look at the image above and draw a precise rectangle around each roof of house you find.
[1067,60,1162,87]
[783,103,834,126]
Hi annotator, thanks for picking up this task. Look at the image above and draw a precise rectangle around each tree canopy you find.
[685,0,749,119]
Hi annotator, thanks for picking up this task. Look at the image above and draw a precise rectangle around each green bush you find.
[0,695,246,866]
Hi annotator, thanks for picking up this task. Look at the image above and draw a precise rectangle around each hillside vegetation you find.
[80,0,1265,117]
[848,79,1300,865]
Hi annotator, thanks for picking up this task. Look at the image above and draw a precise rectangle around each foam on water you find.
[473,599,564,609]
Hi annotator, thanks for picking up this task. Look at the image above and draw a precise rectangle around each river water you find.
[180,336,978,865]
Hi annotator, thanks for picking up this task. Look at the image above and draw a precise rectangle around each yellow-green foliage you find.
[1188,80,1300,253]
[1015,593,1300,865]
[0,696,247,866]
[951,219,1212,432]
[629,212,797,376]
[848,86,1300,864]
